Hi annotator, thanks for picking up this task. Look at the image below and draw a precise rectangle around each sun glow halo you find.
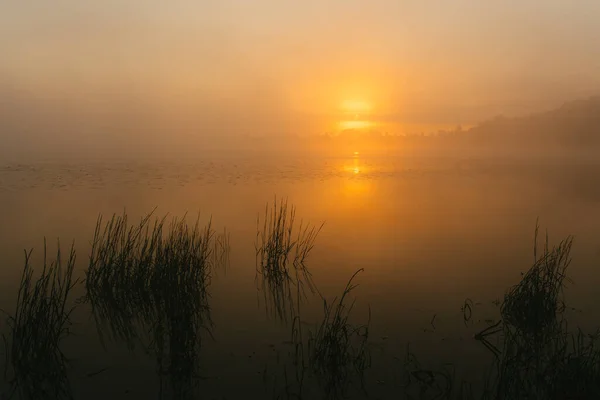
[341,100,372,114]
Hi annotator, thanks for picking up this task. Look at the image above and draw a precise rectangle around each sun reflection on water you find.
[353,157,360,174]
[343,151,363,175]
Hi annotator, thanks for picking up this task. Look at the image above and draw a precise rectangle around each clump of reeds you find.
[85,210,228,348]
[494,227,600,399]
[3,240,78,400]
[500,223,573,340]
[306,269,371,399]
[404,224,600,399]
[149,215,217,399]
[466,224,600,399]
[255,197,323,322]
[550,328,600,398]
[149,215,215,328]
[85,211,165,348]
[84,210,229,399]
[492,224,572,398]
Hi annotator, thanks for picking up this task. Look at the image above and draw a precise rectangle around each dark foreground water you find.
[1,153,599,399]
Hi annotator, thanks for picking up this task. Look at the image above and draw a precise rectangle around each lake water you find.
[1,153,599,399]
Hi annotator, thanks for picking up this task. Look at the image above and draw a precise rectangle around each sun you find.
[339,120,373,130]
[337,99,374,131]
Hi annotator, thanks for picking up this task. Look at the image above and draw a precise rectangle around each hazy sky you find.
[2,0,600,154]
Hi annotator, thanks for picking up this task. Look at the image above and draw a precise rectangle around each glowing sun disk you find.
[339,120,373,130]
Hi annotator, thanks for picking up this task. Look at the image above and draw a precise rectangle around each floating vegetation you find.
[3,240,78,400]
[461,298,474,327]
[402,344,455,400]
[255,198,323,322]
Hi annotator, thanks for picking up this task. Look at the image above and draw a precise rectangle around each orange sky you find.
[1,0,600,153]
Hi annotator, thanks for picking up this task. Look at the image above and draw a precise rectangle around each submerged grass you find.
[255,197,323,322]
[3,240,78,400]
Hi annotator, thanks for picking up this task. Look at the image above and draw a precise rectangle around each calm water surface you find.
[1,153,599,398]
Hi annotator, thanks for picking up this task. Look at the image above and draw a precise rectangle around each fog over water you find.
[2,1,600,161]
[2,1,600,399]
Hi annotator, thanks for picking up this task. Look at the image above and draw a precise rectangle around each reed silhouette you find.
[402,224,600,400]
[255,198,323,323]
[1,209,599,399]
[3,241,78,400]
[83,210,229,399]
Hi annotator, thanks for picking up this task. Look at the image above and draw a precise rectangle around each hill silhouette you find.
[463,96,600,148]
